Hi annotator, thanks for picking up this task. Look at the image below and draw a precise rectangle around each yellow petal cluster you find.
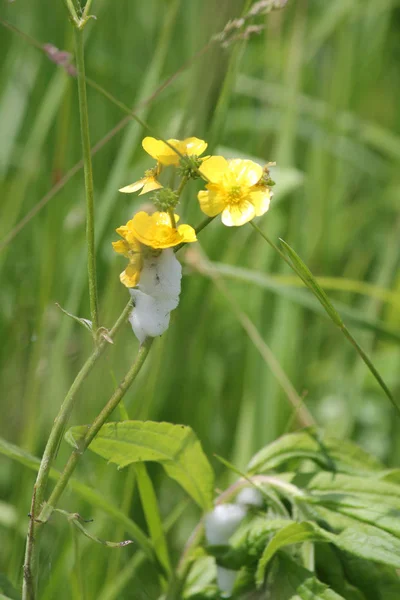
[112,235,143,288]
[113,211,197,287]
[142,136,208,167]
[119,167,162,196]
[198,157,272,226]
[129,211,197,249]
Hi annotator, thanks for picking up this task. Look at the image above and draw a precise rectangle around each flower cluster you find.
[113,135,275,342]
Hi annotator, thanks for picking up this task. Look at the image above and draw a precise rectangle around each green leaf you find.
[207,261,400,344]
[257,515,400,588]
[247,429,382,475]
[304,506,400,570]
[135,462,171,574]
[302,472,400,508]
[314,511,400,569]
[307,494,400,538]
[297,471,400,536]
[315,544,366,600]
[207,517,290,570]
[0,574,19,600]
[278,239,398,412]
[256,521,323,587]
[268,552,346,599]
[66,421,214,510]
[0,435,156,565]
[338,553,400,600]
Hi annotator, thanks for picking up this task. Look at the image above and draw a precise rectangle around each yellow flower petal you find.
[115,225,129,239]
[142,137,181,166]
[199,156,228,183]
[128,211,192,249]
[177,224,197,243]
[120,263,141,288]
[221,201,255,227]
[249,189,272,217]
[228,159,263,187]
[150,211,180,226]
[181,137,208,157]
[139,177,163,195]
[142,136,207,167]
[119,179,145,193]
[112,240,130,256]
[198,189,225,217]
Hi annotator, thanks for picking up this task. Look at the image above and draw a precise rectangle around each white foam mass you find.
[235,487,263,508]
[204,503,247,598]
[129,249,182,343]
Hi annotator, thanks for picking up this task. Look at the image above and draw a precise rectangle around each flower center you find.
[228,185,243,204]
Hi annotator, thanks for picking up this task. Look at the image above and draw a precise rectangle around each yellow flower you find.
[112,235,143,288]
[142,136,208,167]
[129,211,197,249]
[198,156,272,226]
[113,211,197,287]
[119,167,162,196]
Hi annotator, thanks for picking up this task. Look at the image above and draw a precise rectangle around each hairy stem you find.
[21,301,131,599]
[39,338,153,522]
[74,27,99,339]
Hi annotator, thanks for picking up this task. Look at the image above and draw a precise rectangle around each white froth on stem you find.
[129,249,182,343]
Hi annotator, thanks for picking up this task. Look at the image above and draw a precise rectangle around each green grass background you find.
[0,0,400,597]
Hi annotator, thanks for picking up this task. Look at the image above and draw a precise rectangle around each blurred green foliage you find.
[0,0,399,597]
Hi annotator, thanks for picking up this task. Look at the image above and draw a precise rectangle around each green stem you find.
[74,27,99,339]
[81,0,94,21]
[175,175,188,197]
[250,221,396,410]
[21,301,132,599]
[39,338,153,523]
[168,209,177,229]
[22,204,214,596]
[63,0,80,27]
[174,216,215,253]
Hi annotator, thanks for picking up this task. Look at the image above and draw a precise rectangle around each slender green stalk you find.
[21,301,131,599]
[250,221,397,410]
[39,337,153,522]
[22,204,213,596]
[74,27,99,339]
[81,0,94,22]
[174,216,215,253]
[63,0,80,27]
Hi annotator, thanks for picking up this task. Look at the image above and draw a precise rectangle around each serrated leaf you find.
[256,521,324,587]
[257,515,400,588]
[307,494,400,537]
[339,553,400,600]
[268,552,346,599]
[66,421,214,510]
[207,517,290,570]
[0,435,156,564]
[296,471,400,536]
[302,472,400,508]
[247,429,382,475]
[315,544,366,600]
[310,507,400,570]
